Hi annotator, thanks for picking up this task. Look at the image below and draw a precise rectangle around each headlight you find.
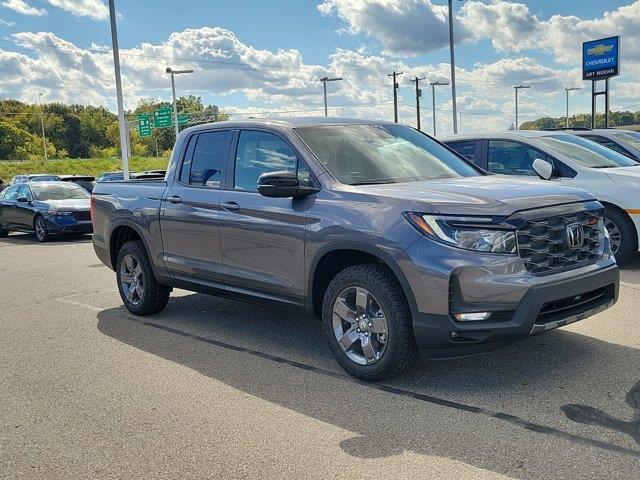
[47,210,74,216]
[404,212,517,254]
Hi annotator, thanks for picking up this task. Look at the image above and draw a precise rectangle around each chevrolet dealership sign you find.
[582,36,619,81]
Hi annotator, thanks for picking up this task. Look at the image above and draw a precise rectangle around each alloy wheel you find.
[604,217,621,255]
[120,254,145,306]
[332,286,388,365]
[35,218,46,241]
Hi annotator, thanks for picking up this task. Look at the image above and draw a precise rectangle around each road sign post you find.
[138,113,151,137]
[583,36,620,128]
[153,105,173,128]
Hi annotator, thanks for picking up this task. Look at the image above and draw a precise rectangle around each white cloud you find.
[318,0,640,66]
[43,0,108,21]
[0,0,47,16]
[0,17,15,25]
[318,0,472,56]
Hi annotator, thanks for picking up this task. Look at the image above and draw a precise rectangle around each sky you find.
[0,0,639,134]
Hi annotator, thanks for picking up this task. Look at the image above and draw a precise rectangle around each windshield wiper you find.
[350,179,399,186]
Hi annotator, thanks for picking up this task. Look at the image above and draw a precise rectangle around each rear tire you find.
[0,221,8,238]
[34,216,48,243]
[322,263,418,381]
[116,240,170,316]
[604,208,636,265]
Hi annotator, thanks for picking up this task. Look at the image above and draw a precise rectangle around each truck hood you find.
[355,175,595,216]
[603,165,640,184]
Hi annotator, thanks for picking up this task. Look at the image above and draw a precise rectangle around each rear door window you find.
[446,140,477,162]
[1,185,19,200]
[188,130,233,188]
[487,140,550,176]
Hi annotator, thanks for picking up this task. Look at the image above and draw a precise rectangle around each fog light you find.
[454,312,491,322]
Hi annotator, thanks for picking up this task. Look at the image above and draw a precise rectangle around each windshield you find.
[612,132,640,152]
[536,134,638,168]
[30,183,89,201]
[295,124,479,185]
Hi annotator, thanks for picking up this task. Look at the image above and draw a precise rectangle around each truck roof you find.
[181,116,396,134]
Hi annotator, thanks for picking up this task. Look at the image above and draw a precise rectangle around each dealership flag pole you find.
[108,0,129,180]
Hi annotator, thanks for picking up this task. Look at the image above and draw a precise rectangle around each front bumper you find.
[44,217,93,235]
[410,263,618,358]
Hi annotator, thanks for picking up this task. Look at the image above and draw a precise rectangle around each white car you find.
[442,131,640,263]
[562,128,640,161]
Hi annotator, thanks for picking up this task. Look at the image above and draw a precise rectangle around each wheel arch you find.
[600,201,638,240]
[109,221,151,270]
[307,242,417,320]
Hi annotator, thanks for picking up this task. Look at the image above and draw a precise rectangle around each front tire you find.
[34,216,48,242]
[116,240,170,315]
[604,208,636,264]
[322,263,418,381]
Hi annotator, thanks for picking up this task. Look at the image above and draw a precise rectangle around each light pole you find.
[430,81,449,137]
[166,67,193,139]
[108,0,129,179]
[319,77,343,117]
[514,85,530,130]
[564,87,581,128]
[38,93,47,160]
[448,0,462,134]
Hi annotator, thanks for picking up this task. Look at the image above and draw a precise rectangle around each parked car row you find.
[0,169,167,242]
[0,181,92,242]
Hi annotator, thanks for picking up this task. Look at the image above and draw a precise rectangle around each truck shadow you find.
[96,293,640,478]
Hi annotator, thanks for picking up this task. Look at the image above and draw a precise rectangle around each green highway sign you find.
[177,113,189,126]
[153,107,173,128]
[137,113,151,137]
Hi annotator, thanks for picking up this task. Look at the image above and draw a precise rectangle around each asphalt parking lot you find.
[1,234,639,479]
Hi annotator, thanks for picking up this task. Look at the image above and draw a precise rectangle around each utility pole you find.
[388,70,403,123]
[410,76,426,130]
[319,77,343,117]
[38,93,47,160]
[564,86,581,128]
[514,85,530,130]
[108,0,129,180]
[448,0,459,134]
[430,81,449,137]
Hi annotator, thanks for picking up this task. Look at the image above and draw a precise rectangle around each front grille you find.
[517,209,604,275]
[73,211,91,222]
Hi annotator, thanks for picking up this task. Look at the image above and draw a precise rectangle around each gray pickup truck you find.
[92,118,619,380]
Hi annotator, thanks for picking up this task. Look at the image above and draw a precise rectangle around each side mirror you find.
[16,196,29,203]
[257,171,319,198]
[532,158,553,180]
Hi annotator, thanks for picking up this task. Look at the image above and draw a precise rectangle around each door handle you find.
[168,196,182,204]
[222,201,240,211]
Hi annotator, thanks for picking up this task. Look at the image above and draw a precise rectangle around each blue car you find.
[0,182,92,242]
